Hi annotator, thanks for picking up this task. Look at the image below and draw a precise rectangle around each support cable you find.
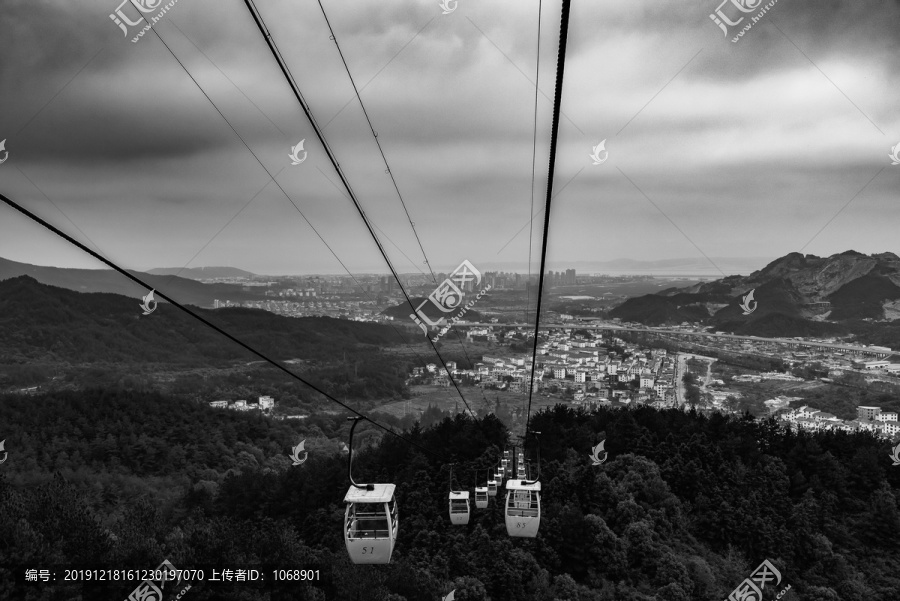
[316,0,435,284]
[526,0,544,326]
[312,2,486,415]
[242,0,478,421]
[308,8,490,409]
[136,16,459,409]
[0,191,451,465]
[525,0,573,435]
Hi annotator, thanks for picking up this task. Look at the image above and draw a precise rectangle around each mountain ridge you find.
[610,250,900,337]
[146,266,257,279]
[0,275,405,368]
[0,257,264,307]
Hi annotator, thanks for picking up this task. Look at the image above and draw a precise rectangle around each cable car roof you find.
[449,491,470,500]
[344,484,396,503]
[505,480,541,491]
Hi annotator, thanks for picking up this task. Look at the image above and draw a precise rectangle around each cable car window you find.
[347,503,390,538]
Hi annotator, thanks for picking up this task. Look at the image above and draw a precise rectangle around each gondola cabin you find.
[505,480,541,538]
[474,486,489,509]
[501,459,509,472]
[449,491,470,525]
[344,484,398,564]
[487,477,498,497]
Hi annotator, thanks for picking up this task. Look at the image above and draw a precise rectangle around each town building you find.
[858,406,882,421]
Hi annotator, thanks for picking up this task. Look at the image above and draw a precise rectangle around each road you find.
[676,352,716,405]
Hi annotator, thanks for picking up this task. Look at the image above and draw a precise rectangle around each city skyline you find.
[1,0,898,278]
[0,251,781,277]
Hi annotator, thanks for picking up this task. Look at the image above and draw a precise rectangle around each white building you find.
[861,360,890,370]
[858,406,881,421]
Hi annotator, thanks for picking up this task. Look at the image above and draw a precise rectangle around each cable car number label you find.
[360,547,376,555]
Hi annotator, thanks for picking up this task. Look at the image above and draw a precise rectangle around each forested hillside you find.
[0,257,262,306]
[609,251,900,341]
[0,277,421,399]
[0,276,408,366]
[1,391,898,600]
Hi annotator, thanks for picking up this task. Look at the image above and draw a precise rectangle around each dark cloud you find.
[0,0,897,274]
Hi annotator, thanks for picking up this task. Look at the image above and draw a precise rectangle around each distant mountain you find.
[146,266,257,279]
[571,257,771,274]
[0,276,405,367]
[474,257,773,275]
[610,251,900,336]
[0,257,262,308]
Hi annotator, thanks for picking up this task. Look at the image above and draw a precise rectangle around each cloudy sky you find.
[0,0,898,277]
